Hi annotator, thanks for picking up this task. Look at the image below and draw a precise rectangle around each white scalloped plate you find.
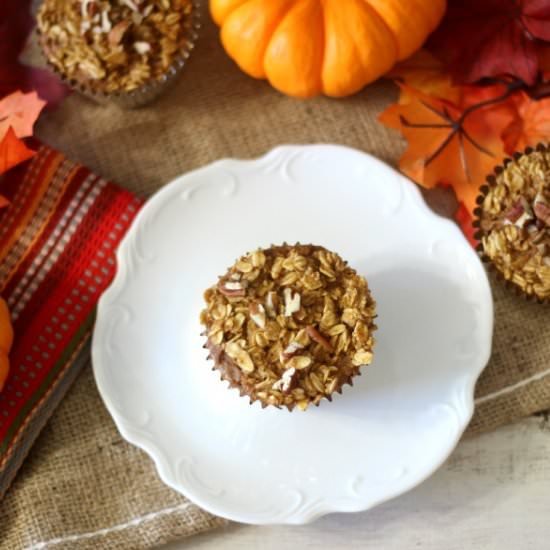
[92,144,493,524]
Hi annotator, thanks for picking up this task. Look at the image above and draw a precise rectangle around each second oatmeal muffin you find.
[37,0,197,107]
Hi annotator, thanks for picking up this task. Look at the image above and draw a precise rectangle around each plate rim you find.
[92,143,494,524]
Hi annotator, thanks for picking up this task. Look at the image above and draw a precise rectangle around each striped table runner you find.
[0,144,142,498]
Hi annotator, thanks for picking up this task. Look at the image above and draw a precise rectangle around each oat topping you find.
[37,0,194,93]
[479,149,550,300]
[200,244,377,410]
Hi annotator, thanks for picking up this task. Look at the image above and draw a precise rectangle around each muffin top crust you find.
[200,244,377,410]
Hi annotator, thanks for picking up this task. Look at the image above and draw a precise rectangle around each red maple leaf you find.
[429,0,550,86]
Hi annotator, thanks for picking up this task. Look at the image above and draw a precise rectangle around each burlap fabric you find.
[2,3,549,548]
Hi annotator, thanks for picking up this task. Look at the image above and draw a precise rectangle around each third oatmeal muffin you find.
[476,145,550,302]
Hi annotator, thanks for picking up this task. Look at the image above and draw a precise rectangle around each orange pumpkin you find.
[210,0,447,98]
[0,297,13,393]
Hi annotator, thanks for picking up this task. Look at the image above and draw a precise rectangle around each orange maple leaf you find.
[0,126,35,176]
[501,92,550,154]
[0,90,46,140]
[379,83,516,215]
[386,49,461,104]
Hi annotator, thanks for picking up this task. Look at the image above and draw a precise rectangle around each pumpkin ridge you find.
[360,0,400,60]
[262,0,303,81]
[306,0,327,93]
[222,0,296,79]
[318,0,327,87]
[363,0,446,61]
[263,0,326,97]
[321,0,398,96]
[211,0,249,25]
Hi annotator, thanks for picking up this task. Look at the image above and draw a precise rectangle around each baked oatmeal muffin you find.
[475,144,550,302]
[200,244,377,410]
[37,0,198,107]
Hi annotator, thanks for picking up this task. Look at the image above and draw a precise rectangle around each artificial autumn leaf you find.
[537,43,550,75]
[429,0,550,86]
[386,49,461,104]
[379,83,513,213]
[0,0,68,106]
[460,82,521,138]
[0,91,46,140]
[501,92,550,153]
[0,127,35,176]
[515,44,550,97]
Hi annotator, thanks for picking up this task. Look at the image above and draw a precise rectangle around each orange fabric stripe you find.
[0,152,63,266]
[0,153,74,285]
[0,163,81,292]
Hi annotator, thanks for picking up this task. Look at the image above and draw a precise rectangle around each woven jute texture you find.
[3,3,549,549]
